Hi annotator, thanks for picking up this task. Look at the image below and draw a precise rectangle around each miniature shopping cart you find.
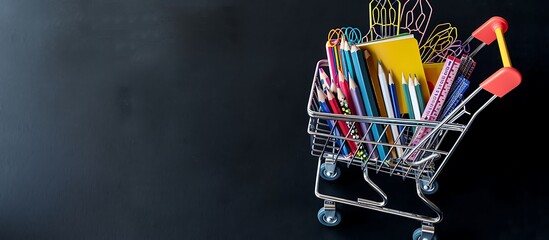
[306,17,521,240]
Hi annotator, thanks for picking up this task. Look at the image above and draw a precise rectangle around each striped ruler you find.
[407,55,461,160]
[423,55,462,121]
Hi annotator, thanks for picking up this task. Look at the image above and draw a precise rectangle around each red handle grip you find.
[480,67,521,97]
[472,16,509,45]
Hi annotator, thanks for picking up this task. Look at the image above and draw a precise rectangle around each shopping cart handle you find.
[480,67,521,97]
[472,16,508,45]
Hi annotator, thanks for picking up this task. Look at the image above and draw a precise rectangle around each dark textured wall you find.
[0,0,545,239]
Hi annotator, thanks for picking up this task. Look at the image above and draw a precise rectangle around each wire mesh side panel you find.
[308,76,467,181]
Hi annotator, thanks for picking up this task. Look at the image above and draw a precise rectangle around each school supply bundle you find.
[306,1,522,238]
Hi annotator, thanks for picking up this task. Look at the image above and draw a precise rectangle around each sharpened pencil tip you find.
[336,87,345,100]
[363,49,370,59]
[338,69,345,80]
[350,44,357,52]
[316,87,326,101]
[325,89,335,99]
[348,76,356,89]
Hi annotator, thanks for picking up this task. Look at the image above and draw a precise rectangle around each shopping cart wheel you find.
[319,163,340,181]
[317,207,341,227]
[412,227,437,240]
[420,180,439,195]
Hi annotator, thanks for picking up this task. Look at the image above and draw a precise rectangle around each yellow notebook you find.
[357,34,430,116]
[423,62,445,93]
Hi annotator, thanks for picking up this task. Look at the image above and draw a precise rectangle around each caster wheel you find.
[412,228,437,240]
[317,207,341,227]
[420,180,439,195]
[319,163,340,181]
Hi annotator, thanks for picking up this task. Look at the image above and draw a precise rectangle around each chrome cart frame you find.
[306,16,521,240]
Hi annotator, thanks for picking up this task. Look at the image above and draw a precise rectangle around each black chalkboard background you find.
[0,0,545,239]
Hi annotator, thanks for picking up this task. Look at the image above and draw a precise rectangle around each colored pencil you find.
[401,73,415,120]
[388,73,405,145]
[337,70,357,116]
[343,39,356,81]
[414,75,425,114]
[350,45,388,160]
[318,68,331,92]
[325,40,340,86]
[349,76,378,159]
[388,73,401,119]
[408,75,422,120]
[376,62,393,119]
[329,78,337,94]
[336,86,367,159]
[326,90,359,153]
[317,86,350,156]
[378,63,403,157]
[339,37,350,80]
